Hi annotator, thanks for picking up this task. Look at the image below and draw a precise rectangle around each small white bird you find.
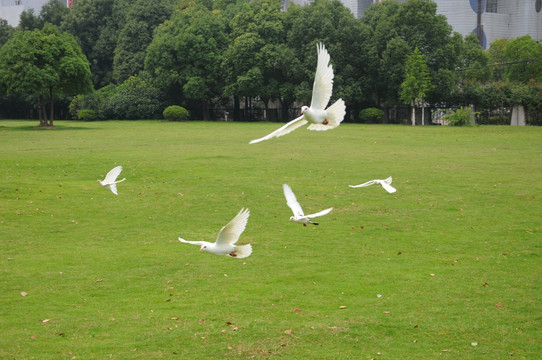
[97,165,126,195]
[178,208,252,258]
[249,43,346,144]
[283,184,333,226]
[349,176,396,194]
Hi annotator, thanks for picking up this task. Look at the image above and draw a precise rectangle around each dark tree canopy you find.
[0,24,92,126]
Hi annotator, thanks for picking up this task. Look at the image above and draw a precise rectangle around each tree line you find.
[0,0,541,125]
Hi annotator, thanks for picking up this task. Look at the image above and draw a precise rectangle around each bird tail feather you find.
[307,99,345,131]
[233,244,252,259]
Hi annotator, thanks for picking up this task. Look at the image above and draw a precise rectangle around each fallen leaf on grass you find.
[171,317,179,320]
[21,292,28,297]
[42,319,51,323]
[383,311,391,315]
[293,308,301,313]
[339,306,347,309]
[284,329,294,334]
[495,302,503,307]
[96,279,103,283]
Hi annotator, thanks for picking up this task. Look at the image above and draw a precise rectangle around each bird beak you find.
[300,108,305,114]
[199,248,203,251]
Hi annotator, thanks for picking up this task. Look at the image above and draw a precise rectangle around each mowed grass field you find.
[1,120,541,359]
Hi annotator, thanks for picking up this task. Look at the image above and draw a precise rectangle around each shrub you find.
[443,106,478,126]
[359,108,384,123]
[77,109,97,121]
[105,76,164,119]
[163,105,189,121]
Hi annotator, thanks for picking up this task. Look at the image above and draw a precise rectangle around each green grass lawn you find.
[1,120,541,359]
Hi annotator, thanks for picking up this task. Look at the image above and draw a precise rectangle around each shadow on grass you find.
[0,122,98,131]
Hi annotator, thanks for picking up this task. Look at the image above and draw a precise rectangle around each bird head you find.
[96,180,102,185]
[289,216,296,221]
[199,245,207,252]
[300,106,308,114]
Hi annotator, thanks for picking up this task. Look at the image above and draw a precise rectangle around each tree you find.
[400,47,432,125]
[62,0,119,87]
[145,2,227,120]
[113,0,173,83]
[0,24,92,127]
[0,18,14,48]
[17,0,69,30]
[361,0,460,111]
[223,0,295,121]
[503,35,542,83]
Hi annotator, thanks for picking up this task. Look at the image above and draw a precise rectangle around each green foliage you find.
[443,106,477,126]
[503,35,542,83]
[1,121,541,358]
[359,107,384,123]
[0,24,92,124]
[400,47,432,105]
[61,0,119,87]
[458,34,492,82]
[0,18,14,48]
[113,0,173,83]
[104,75,164,119]
[163,105,189,121]
[76,108,97,121]
[145,2,226,119]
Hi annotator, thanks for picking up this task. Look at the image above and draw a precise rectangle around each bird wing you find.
[249,115,308,144]
[178,237,208,247]
[305,207,333,219]
[349,180,376,188]
[216,208,250,246]
[283,184,304,217]
[104,166,123,184]
[109,183,118,195]
[380,181,397,194]
[309,43,334,111]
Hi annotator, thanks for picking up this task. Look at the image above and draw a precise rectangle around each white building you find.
[0,0,70,27]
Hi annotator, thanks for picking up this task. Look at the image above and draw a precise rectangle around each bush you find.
[443,106,478,126]
[105,76,164,119]
[359,108,384,123]
[77,109,97,121]
[163,105,189,121]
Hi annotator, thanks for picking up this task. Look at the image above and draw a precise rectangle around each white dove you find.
[283,184,333,226]
[178,208,252,258]
[349,176,396,194]
[249,43,346,144]
[97,165,126,195]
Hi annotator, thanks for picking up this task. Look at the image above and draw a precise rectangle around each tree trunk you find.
[411,100,416,126]
[38,95,44,127]
[233,96,240,121]
[201,100,209,121]
[48,86,54,127]
[39,95,48,127]
[421,98,425,126]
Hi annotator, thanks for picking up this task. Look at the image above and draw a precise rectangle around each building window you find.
[486,0,497,13]
[15,0,22,5]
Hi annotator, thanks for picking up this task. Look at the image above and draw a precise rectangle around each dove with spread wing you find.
[178,208,252,258]
[97,165,126,195]
[349,176,396,194]
[283,184,333,226]
[250,43,345,144]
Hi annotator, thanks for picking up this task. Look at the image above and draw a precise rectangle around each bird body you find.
[349,176,396,194]
[178,208,252,258]
[97,165,126,195]
[283,184,333,226]
[249,43,345,144]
